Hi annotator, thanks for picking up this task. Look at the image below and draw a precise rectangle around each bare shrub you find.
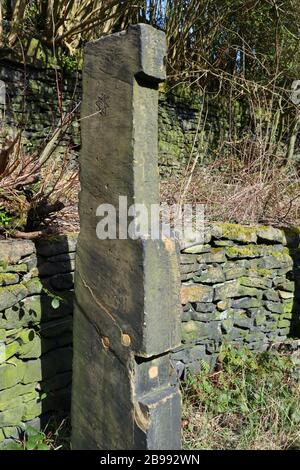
[0,118,79,238]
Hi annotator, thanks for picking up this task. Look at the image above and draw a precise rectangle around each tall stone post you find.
[72,25,182,450]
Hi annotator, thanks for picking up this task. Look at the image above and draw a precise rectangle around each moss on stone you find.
[212,222,257,243]
[0,404,25,427]
[181,321,199,343]
[0,274,19,286]
[282,301,293,318]
[25,278,43,295]
[0,358,25,390]
[226,245,262,259]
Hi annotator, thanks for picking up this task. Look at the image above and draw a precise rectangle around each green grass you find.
[182,345,300,450]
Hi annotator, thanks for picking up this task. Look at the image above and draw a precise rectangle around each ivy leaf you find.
[51,297,60,309]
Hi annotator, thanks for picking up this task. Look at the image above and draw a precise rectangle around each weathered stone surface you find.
[198,248,226,263]
[232,297,261,309]
[0,383,34,406]
[194,302,216,313]
[0,358,25,390]
[49,272,74,290]
[181,284,214,304]
[36,234,78,257]
[0,284,28,312]
[257,253,292,270]
[223,261,247,280]
[264,301,284,314]
[211,223,257,243]
[181,321,199,342]
[226,245,263,259]
[239,276,272,290]
[0,240,35,265]
[182,244,211,254]
[0,273,19,286]
[214,280,240,300]
[0,263,28,274]
[25,278,44,295]
[180,263,199,275]
[263,290,280,302]
[0,405,25,427]
[256,226,285,244]
[37,260,75,277]
[217,299,232,311]
[278,290,293,300]
[193,265,225,284]
[22,399,42,421]
[72,25,181,450]
[273,278,294,291]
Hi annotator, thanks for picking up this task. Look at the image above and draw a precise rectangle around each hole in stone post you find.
[101,336,110,350]
[121,333,131,347]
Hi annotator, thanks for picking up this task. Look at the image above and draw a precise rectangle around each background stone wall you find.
[174,223,300,376]
[0,226,299,444]
[0,59,229,175]
[0,59,81,159]
[0,234,76,446]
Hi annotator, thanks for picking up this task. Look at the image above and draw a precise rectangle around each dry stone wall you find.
[174,223,300,376]
[0,224,299,444]
[0,234,77,446]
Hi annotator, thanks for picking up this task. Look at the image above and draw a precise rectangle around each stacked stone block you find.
[0,234,77,446]
[173,223,300,374]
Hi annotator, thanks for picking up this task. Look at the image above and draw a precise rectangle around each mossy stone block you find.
[0,273,19,286]
[22,399,42,421]
[22,359,42,384]
[0,284,27,311]
[181,321,199,343]
[193,265,224,284]
[211,222,257,243]
[181,284,213,304]
[0,405,25,427]
[0,358,25,390]
[214,280,240,300]
[0,383,34,406]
